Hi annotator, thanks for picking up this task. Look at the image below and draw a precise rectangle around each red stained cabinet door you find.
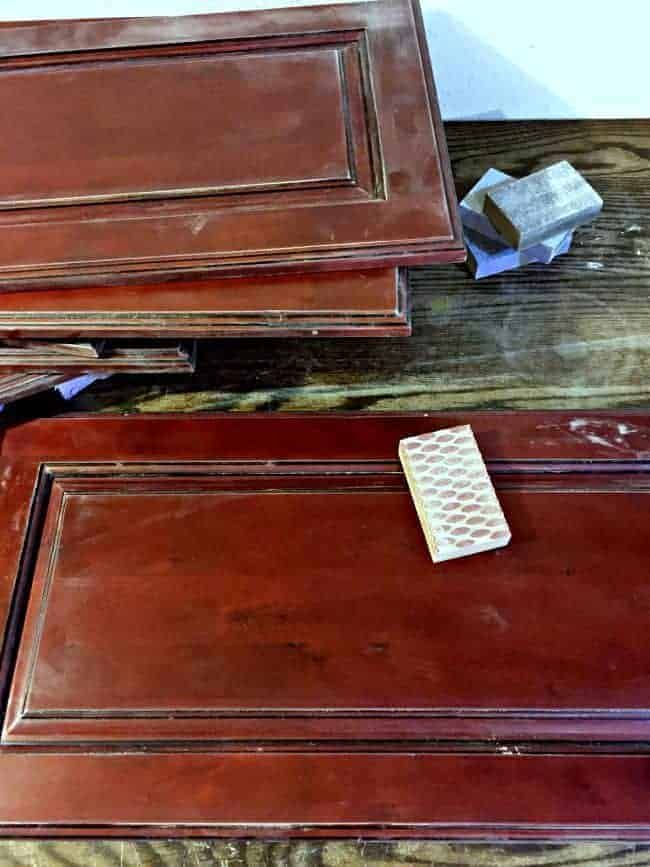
[0,0,463,289]
[0,268,411,339]
[1,412,650,836]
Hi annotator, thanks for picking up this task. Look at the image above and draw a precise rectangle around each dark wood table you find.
[2,119,649,865]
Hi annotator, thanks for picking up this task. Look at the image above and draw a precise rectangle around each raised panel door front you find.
[0,0,464,288]
[1,413,650,835]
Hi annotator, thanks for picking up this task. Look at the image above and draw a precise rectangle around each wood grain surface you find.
[2,839,650,866]
[1,119,648,863]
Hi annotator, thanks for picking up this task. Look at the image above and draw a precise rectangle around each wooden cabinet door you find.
[1,412,650,836]
[0,0,463,290]
[0,268,410,338]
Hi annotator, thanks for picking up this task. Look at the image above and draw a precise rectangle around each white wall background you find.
[1,0,648,120]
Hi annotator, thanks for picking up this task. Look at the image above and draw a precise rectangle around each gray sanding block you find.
[460,168,570,263]
[484,161,603,249]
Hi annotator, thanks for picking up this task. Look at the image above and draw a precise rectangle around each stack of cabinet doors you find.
[0,0,464,403]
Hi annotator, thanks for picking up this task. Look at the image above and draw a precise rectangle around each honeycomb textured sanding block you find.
[484,160,603,249]
[399,425,511,563]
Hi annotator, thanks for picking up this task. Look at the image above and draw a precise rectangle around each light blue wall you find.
[2,0,647,119]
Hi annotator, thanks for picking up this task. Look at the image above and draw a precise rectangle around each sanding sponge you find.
[399,425,511,563]
[465,226,572,279]
[460,167,569,261]
[484,160,603,249]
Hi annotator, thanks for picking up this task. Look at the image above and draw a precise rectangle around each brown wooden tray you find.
[0,0,463,291]
[1,412,650,836]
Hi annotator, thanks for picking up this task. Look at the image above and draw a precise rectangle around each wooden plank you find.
[0,0,463,288]
[0,268,410,339]
[0,341,103,358]
[2,752,650,836]
[0,373,69,404]
[0,342,195,373]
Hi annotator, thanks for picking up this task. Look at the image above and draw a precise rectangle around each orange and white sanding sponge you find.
[399,424,511,562]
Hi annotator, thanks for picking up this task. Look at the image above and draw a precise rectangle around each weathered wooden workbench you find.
[2,119,649,865]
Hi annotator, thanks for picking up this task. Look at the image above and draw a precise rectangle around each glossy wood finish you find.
[3,752,650,838]
[0,268,410,338]
[0,412,650,836]
[7,455,650,745]
[0,341,103,358]
[0,0,463,289]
